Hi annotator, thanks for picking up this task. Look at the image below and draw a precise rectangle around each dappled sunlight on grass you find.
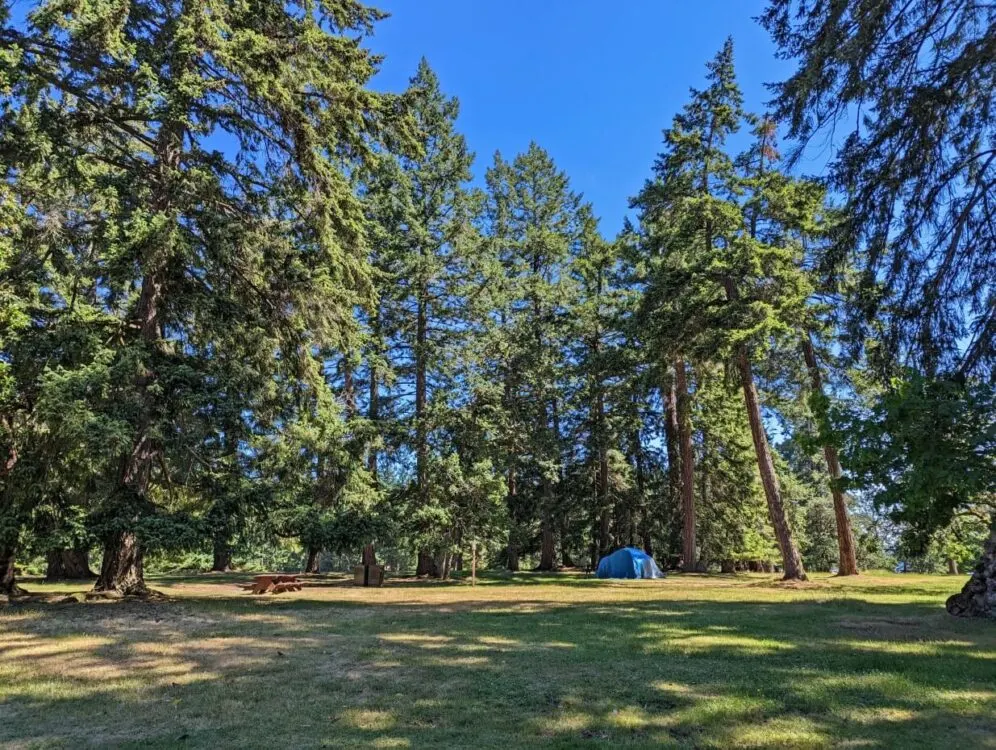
[1,571,993,748]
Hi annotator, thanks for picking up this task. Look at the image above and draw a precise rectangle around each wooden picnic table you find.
[249,574,303,595]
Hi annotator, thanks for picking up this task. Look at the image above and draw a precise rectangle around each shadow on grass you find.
[1,583,994,748]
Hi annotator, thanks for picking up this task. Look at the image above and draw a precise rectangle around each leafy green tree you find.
[837,374,996,615]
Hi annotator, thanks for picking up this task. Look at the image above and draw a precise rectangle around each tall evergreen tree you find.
[1,0,401,594]
[480,144,589,570]
[362,59,475,576]
[633,38,746,572]
[635,41,812,579]
[762,0,995,381]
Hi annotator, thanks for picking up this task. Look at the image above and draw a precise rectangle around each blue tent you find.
[595,547,665,579]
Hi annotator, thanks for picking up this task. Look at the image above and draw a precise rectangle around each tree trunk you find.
[342,357,356,419]
[305,546,321,574]
[367,313,380,484]
[947,558,959,575]
[675,359,697,571]
[505,454,519,572]
[94,531,148,595]
[631,422,654,557]
[801,334,859,576]
[697,420,711,573]
[415,262,430,543]
[598,508,611,558]
[94,110,187,597]
[734,345,807,581]
[436,551,452,580]
[538,518,557,571]
[211,538,234,572]
[506,539,520,572]
[361,544,377,566]
[1,544,25,597]
[721,559,735,574]
[663,378,681,555]
[946,516,996,618]
[46,548,96,580]
[416,550,439,577]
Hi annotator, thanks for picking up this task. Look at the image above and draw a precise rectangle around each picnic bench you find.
[248,574,303,595]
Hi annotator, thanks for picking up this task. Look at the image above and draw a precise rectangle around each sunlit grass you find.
[1,572,993,748]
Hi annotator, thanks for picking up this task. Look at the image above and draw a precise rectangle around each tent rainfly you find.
[595,547,666,579]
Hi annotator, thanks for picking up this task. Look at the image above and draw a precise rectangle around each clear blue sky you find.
[368,0,800,235]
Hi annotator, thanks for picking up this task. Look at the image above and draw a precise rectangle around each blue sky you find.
[367,0,805,235]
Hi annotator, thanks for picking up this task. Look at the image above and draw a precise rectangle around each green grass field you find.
[1,572,994,749]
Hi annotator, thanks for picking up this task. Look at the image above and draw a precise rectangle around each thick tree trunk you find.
[305,546,321,574]
[94,111,187,597]
[947,558,959,575]
[721,559,735,574]
[947,516,996,618]
[801,334,859,576]
[538,518,557,571]
[435,551,452,580]
[675,360,697,571]
[1,544,25,596]
[46,548,96,580]
[506,539,520,572]
[598,508,611,558]
[734,346,807,581]
[94,531,148,595]
[416,550,438,577]
[211,539,234,572]
[361,544,377,566]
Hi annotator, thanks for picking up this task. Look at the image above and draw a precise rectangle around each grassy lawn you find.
[1,572,994,749]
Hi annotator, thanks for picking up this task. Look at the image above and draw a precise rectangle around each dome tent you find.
[595,547,665,579]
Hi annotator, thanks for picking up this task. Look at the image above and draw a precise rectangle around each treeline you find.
[1,1,993,615]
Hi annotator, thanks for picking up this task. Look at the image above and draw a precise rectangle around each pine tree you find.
[2,0,400,594]
[568,219,633,561]
[361,60,475,576]
[480,144,589,570]
[762,0,996,381]
[764,0,996,614]
[633,38,746,573]
[635,42,814,579]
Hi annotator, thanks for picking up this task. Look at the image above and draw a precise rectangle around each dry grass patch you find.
[1,571,993,748]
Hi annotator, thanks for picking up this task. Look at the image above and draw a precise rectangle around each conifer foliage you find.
[1,0,991,615]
